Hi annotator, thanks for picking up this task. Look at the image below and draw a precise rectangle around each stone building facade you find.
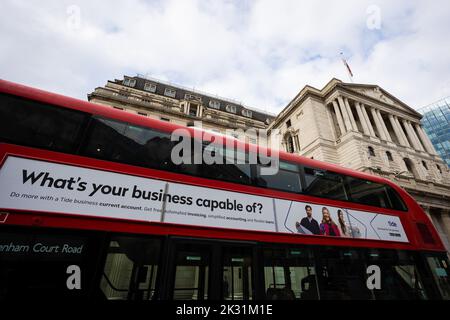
[89,75,450,252]
[88,75,275,144]
[267,78,450,252]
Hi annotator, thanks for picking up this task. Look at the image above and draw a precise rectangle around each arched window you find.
[437,164,442,174]
[368,146,375,157]
[422,161,428,170]
[283,132,300,153]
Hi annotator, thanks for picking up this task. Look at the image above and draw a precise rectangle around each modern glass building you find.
[419,97,450,167]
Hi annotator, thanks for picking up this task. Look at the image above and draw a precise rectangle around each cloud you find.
[1,0,450,112]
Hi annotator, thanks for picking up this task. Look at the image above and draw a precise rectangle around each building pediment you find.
[340,83,421,117]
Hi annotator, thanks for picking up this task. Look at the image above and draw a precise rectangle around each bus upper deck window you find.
[303,167,348,201]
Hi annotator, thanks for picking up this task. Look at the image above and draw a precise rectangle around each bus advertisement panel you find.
[0,156,408,243]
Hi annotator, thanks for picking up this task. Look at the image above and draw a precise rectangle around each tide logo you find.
[388,221,397,227]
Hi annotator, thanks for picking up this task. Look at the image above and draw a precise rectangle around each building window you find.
[368,146,376,157]
[386,151,393,161]
[403,158,416,178]
[113,106,124,110]
[209,100,220,109]
[286,119,291,128]
[123,78,136,87]
[242,109,252,118]
[286,135,295,153]
[185,93,201,102]
[137,112,147,116]
[422,160,428,170]
[160,117,170,122]
[187,121,194,127]
[226,105,237,113]
[164,88,176,98]
[189,104,198,117]
[144,82,157,93]
[437,164,442,174]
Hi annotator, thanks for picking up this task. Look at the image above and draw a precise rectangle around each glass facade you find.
[419,98,450,167]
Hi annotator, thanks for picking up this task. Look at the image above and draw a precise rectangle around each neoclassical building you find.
[89,75,450,252]
[88,75,275,144]
[267,78,450,252]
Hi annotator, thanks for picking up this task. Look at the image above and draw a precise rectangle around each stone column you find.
[389,114,406,146]
[440,211,450,247]
[361,104,376,137]
[402,119,422,151]
[355,102,370,135]
[408,122,425,151]
[415,123,438,155]
[337,96,353,132]
[428,209,450,254]
[376,109,392,142]
[344,98,358,131]
[370,108,387,140]
[332,100,346,136]
[395,117,411,147]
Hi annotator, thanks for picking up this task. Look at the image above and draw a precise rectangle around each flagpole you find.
[340,52,354,83]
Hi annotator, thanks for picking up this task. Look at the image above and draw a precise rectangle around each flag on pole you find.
[340,52,354,78]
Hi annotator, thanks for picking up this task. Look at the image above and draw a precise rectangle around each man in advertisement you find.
[295,205,320,235]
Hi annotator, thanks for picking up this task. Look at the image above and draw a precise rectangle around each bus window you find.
[367,250,428,300]
[303,167,348,201]
[171,243,210,300]
[263,247,318,300]
[345,176,406,211]
[199,144,252,185]
[0,93,87,153]
[100,236,162,300]
[256,161,302,193]
[222,246,253,300]
[386,186,407,211]
[425,254,450,300]
[82,117,178,172]
[346,177,391,208]
[315,247,372,300]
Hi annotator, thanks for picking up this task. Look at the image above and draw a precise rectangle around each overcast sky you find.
[1,0,450,113]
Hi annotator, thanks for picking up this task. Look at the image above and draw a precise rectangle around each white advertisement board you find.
[0,156,408,243]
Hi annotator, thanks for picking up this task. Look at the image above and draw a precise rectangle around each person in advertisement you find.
[319,207,341,237]
[337,209,350,237]
[295,205,320,235]
[337,209,361,238]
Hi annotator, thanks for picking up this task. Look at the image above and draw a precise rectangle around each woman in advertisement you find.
[337,209,362,238]
[337,209,350,237]
[319,207,341,237]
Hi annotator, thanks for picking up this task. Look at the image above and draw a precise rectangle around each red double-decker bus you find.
[0,79,449,300]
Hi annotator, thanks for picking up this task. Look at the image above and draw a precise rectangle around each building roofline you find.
[132,74,277,117]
